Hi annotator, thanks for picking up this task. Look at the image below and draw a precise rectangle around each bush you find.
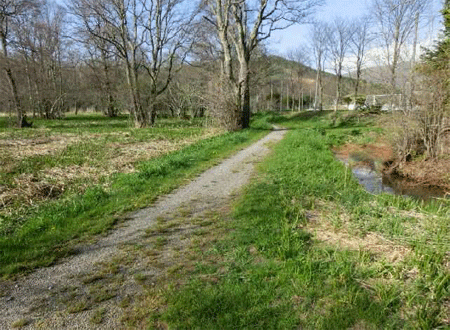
[385,62,450,162]
[206,79,241,131]
[343,94,366,107]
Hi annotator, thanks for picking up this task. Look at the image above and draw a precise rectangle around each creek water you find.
[339,158,448,200]
[350,166,395,195]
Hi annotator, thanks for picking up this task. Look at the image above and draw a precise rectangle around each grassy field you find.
[3,111,450,328]
[0,114,222,213]
[0,113,270,276]
[136,111,450,329]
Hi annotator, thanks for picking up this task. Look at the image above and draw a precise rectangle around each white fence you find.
[364,94,403,111]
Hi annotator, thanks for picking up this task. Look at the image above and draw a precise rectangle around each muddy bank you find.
[383,159,450,199]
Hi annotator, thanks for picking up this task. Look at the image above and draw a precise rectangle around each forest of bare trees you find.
[0,0,326,129]
[0,0,444,133]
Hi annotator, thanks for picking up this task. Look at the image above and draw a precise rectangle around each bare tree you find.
[16,1,67,119]
[0,0,36,127]
[311,21,329,111]
[140,0,197,125]
[70,0,195,127]
[329,17,353,111]
[372,0,427,92]
[287,45,311,111]
[386,0,450,161]
[70,0,144,125]
[203,0,323,130]
[84,33,121,117]
[350,17,372,99]
[166,76,205,119]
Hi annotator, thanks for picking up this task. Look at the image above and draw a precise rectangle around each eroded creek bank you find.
[334,143,450,200]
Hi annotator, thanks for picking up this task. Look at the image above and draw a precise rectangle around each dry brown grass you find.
[0,127,224,217]
[304,203,411,263]
[0,174,66,209]
[396,158,450,191]
[1,135,74,153]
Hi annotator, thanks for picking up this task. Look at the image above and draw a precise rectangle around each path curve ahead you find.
[0,128,286,329]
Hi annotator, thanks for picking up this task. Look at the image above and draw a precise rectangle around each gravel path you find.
[0,128,286,329]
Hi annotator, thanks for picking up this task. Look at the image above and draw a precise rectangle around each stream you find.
[339,158,448,200]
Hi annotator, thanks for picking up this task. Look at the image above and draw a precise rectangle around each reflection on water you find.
[351,167,395,195]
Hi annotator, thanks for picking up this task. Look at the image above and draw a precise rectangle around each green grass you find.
[153,111,450,329]
[0,113,209,135]
[0,113,270,276]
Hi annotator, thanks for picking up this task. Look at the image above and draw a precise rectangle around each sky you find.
[268,0,444,57]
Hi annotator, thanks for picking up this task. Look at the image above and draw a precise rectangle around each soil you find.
[0,128,286,329]
[333,142,394,165]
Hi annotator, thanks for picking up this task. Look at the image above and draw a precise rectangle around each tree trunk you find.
[1,33,23,127]
[24,56,36,117]
[319,74,324,111]
[270,82,273,111]
[124,60,145,127]
[150,103,157,126]
[241,77,250,129]
[102,50,117,117]
[239,60,250,129]
[314,69,319,111]
[5,66,23,127]
[354,67,361,98]
[391,24,401,93]
[335,74,342,112]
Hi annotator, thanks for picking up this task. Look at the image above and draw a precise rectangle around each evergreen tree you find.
[423,0,450,67]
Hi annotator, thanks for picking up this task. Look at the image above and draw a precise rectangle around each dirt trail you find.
[0,128,286,329]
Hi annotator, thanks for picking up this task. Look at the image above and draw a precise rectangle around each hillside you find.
[250,55,387,110]
[350,61,413,93]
